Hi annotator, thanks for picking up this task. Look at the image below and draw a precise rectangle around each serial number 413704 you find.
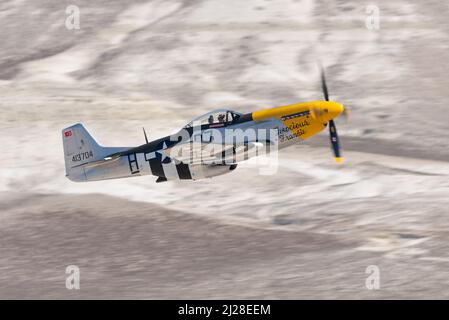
[72,150,94,162]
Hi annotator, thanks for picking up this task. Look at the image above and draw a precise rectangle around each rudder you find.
[62,124,116,182]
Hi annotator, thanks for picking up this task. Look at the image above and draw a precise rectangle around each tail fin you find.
[62,124,127,182]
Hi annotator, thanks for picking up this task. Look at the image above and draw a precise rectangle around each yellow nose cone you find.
[312,101,344,122]
[326,101,344,119]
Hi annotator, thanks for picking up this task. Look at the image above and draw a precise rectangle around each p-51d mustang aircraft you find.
[63,70,348,183]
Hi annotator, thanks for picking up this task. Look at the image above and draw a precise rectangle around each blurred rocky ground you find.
[0,0,448,298]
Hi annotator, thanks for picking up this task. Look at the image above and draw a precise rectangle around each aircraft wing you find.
[162,141,266,165]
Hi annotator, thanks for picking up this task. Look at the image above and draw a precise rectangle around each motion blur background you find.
[1,0,449,298]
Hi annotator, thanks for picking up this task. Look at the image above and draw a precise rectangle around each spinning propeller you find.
[320,68,348,163]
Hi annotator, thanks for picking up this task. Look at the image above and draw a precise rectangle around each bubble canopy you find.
[183,109,243,128]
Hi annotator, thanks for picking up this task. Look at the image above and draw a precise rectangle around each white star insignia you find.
[157,142,169,162]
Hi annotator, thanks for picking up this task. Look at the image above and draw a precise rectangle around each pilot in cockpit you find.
[217,113,225,123]
[208,115,214,124]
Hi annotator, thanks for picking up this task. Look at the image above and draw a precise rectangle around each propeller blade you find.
[321,67,329,101]
[319,65,344,162]
[329,120,343,163]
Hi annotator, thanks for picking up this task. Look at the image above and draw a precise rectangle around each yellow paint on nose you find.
[252,101,311,122]
[251,101,344,141]
[308,101,343,123]
[251,101,344,122]
[322,101,344,121]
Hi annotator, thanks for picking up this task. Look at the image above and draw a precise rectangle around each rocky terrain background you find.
[0,0,448,298]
